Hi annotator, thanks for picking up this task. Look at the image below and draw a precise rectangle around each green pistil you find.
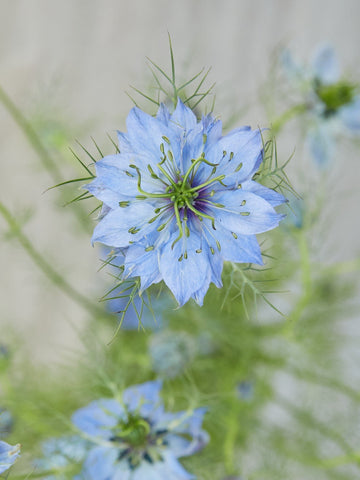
[113,416,151,448]
[133,153,228,247]
[315,79,356,113]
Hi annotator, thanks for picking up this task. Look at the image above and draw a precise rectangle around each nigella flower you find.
[0,408,14,438]
[34,435,90,479]
[0,440,20,474]
[282,45,360,166]
[87,100,285,306]
[72,380,208,479]
[149,330,196,378]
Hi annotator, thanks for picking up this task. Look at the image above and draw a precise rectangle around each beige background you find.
[0,0,359,362]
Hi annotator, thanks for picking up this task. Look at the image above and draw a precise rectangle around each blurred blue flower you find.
[236,381,254,401]
[34,435,90,479]
[0,440,20,474]
[0,409,14,438]
[101,247,168,330]
[282,45,360,167]
[87,100,285,306]
[149,330,196,378]
[72,380,208,479]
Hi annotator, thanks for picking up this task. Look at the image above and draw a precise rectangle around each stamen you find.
[128,227,140,234]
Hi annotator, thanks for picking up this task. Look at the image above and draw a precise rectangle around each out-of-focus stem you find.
[0,202,107,319]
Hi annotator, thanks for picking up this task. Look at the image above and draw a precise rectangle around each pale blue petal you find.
[242,180,287,207]
[339,96,360,131]
[123,244,160,286]
[210,190,283,235]
[159,232,211,306]
[79,446,131,480]
[201,219,263,265]
[170,99,197,131]
[72,399,125,439]
[202,114,223,146]
[204,129,263,186]
[312,45,339,84]
[157,103,171,125]
[133,452,194,480]
[0,441,20,474]
[126,107,182,164]
[307,124,335,167]
[92,202,159,248]
[123,380,163,417]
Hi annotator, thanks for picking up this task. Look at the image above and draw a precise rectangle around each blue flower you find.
[86,101,285,306]
[148,330,196,378]
[72,380,208,480]
[0,440,20,474]
[34,435,90,479]
[0,409,13,438]
[282,45,360,167]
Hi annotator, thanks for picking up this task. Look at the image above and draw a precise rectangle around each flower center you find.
[111,415,150,448]
[315,79,356,115]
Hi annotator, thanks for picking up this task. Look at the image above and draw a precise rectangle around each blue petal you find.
[210,190,283,235]
[241,180,287,207]
[132,451,194,480]
[0,441,20,474]
[170,99,197,131]
[123,243,161,290]
[312,45,339,84]
[204,128,263,186]
[201,219,263,265]
[339,96,360,131]
[307,124,335,167]
[92,202,159,248]
[123,380,163,418]
[79,446,131,480]
[159,232,211,306]
[72,399,125,439]
[157,103,171,125]
[202,114,222,146]
[126,107,182,165]
[157,408,209,456]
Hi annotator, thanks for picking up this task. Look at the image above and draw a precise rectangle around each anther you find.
[178,254,183,262]
[240,212,250,216]
[235,162,243,172]
[210,247,215,255]
[128,227,140,234]
[196,249,202,253]
[184,251,188,259]
[232,232,238,239]
[157,224,166,231]
[145,246,154,252]
[119,201,130,207]
[241,200,246,206]
[125,171,134,177]
[203,134,207,144]
[162,135,170,144]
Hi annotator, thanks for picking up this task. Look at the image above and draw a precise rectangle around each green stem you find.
[271,103,308,135]
[0,202,108,318]
[0,84,62,182]
[284,230,312,332]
